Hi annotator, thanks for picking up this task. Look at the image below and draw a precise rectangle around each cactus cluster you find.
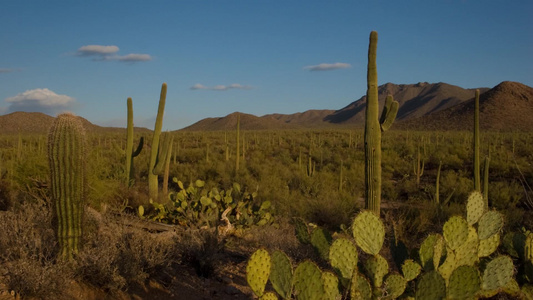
[246,190,530,299]
[48,113,87,260]
[142,180,274,230]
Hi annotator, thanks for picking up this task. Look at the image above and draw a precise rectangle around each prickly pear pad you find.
[443,216,469,251]
[448,265,480,300]
[482,255,514,291]
[401,259,421,282]
[329,238,358,281]
[383,273,407,299]
[293,260,324,300]
[322,271,341,300]
[478,210,503,240]
[269,250,292,299]
[350,272,372,300]
[352,210,385,256]
[415,271,446,300]
[246,249,271,297]
[364,254,389,288]
[466,191,485,226]
[478,234,500,258]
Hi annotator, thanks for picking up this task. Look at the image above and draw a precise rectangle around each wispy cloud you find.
[190,83,253,91]
[304,62,351,71]
[0,68,21,73]
[4,88,76,115]
[75,45,152,63]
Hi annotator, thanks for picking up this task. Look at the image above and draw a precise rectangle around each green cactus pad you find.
[478,210,503,240]
[350,272,372,300]
[447,265,480,300]
[383,273,406,299]
[478,233,500,258]
[329,238,358,281]
[438,248,456,282]
[481,255,514,291]
[269,250,292,299]
[502,279,521,296]
[502,231,526,259]
[443,216,469,251]
[294,218,311,244]
[260,292,278,300]
[293,260,324,300]
[419,234,443,271]
[433,234,445,270]
[466,191,485,226]
[246,249,271,297]
[401,259,421,282]
[352,210,385,255]
[415,271,446,300]
[364,254,389,288]
[322,271,341,300]
[310,227,332,260]
[455,226,479,267]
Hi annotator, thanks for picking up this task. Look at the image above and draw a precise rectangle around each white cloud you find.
[115,53,152,62]
[0,68,21,73]
[190,83,253,91]
[4,88,76,115]
[304,62,351,71]
[77,45,120,56]
[75,45,151,63]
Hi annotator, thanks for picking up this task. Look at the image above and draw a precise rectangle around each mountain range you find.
[0,81,531,134]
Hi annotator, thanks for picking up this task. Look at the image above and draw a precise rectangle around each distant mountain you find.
[324,82,489,125]
[399,81,533,131]
[0,112,149,135]
[183,82,494,131]
[181,112,296,131]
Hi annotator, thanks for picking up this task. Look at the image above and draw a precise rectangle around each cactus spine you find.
[126,97,143,187]
[148,83,168,200]
[48,113,87,260]
[474,89,481,192]
[364,31,399,214]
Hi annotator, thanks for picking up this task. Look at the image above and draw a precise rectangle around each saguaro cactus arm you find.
[126,97,143,186]
[149,83,167,200]
[379,94,399,132]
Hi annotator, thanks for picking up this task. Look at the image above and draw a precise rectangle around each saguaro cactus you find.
[473,89,481,192]
[235,113,240,172]
[126,97,143,187]
[48,113,87,260]
[148,83,170,200]
[364,31,399,214]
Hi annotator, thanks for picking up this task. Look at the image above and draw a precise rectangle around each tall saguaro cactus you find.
[364,31,399,214]
[236,113,240,173]
[48,113,87,260]
[149,83,169,200]
[126,97,143,187]
[473,89,481,192]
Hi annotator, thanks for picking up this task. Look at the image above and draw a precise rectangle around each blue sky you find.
[1,1,532,130]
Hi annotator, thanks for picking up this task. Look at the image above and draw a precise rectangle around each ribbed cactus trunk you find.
[473,89,481,192]
[364,31,382,214]
[149,83,167,200]
[126,97,143,187]
[48,113,86,260]
[236,113,240,172]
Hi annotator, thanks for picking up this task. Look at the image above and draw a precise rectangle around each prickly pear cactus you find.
[401,259,421,282]
[329,238,358,282]
[419,234,444,271]
[481,255,514,291]
[269,250,293,299]
[364,254,389,288]
[350,271,372,300]
[443,216,469,251]
[322,271,341,300]
[382,273,406,299]
[293,260,324,300]
[415,270,446,300]
[310,227,332,261]
[478,233,500,258]
[466,191,485,226]
[477,210,503,240]
[246,249,271,297]
[352,210,385,256]
[447,265,480,300]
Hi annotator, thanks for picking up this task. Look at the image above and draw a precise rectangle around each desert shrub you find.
[74,208,176,291]
[489,180,523,210]
[176,228,225,278]
[0,201,68,298]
